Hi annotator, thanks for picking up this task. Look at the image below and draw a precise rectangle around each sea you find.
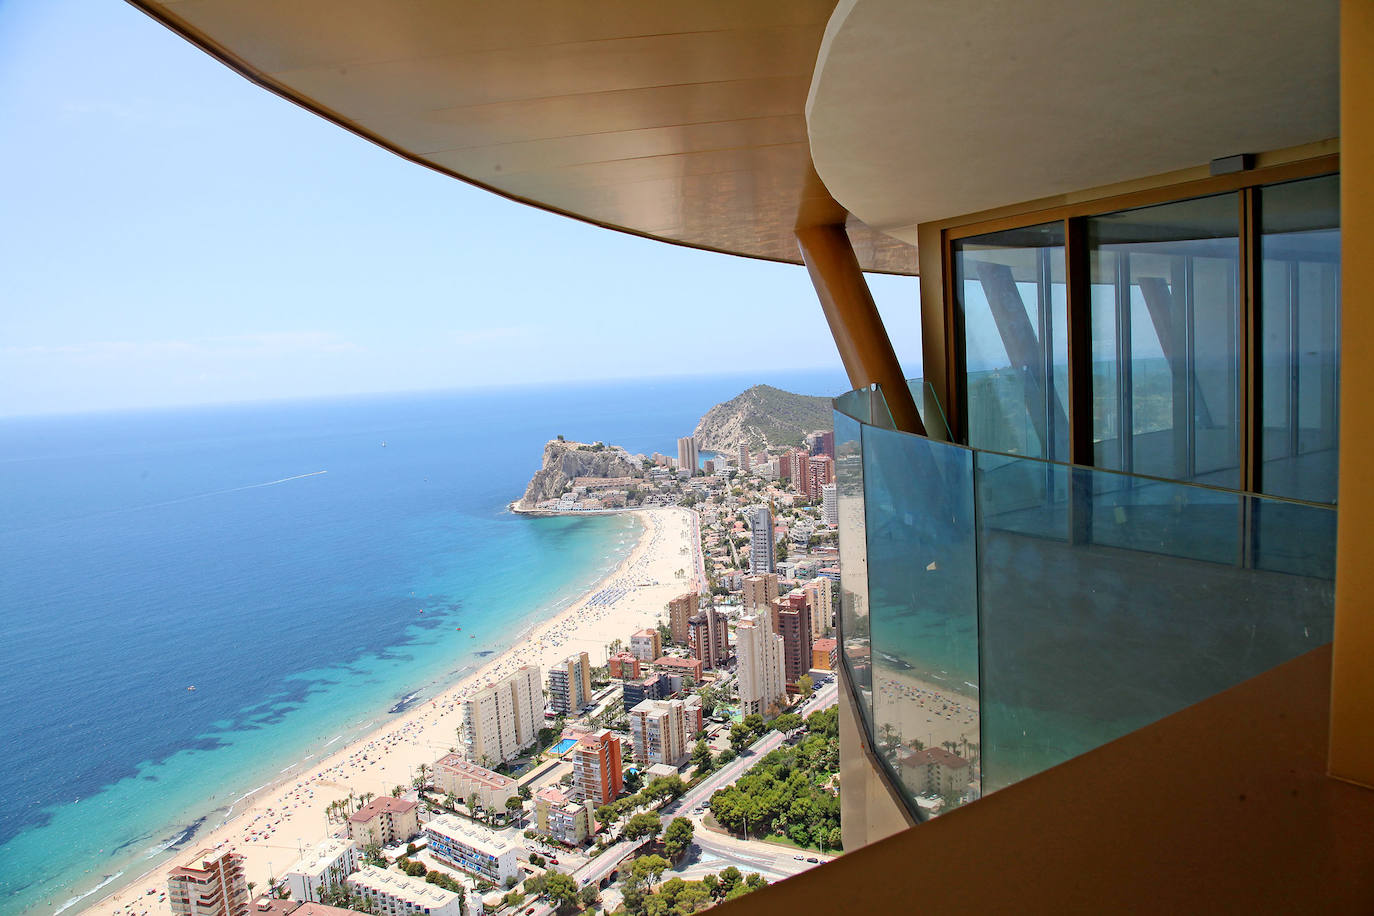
[0,369,847,916]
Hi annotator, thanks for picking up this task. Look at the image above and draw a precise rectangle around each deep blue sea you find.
[0,370,846,916]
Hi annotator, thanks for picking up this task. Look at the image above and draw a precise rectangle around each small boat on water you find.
[187,686,197,691]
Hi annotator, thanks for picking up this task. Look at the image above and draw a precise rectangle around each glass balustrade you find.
[834,381,1336,819]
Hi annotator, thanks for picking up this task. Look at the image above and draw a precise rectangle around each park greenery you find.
[708,706,842,852]
[594,774,686,828]
[524,868,580,915]
[620,858,768,916]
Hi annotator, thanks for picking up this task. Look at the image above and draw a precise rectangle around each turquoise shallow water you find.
[0,370,848,916]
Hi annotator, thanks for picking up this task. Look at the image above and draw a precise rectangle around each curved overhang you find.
[808,0,1339,244]
[126,0,916,275]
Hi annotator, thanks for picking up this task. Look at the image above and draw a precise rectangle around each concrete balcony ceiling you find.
[807,0,1340,242]
[127,0,915,274]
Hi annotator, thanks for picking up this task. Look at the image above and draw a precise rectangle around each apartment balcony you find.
[832,380,1336,818]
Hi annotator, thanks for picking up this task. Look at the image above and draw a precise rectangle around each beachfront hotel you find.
[546,651,593,715]
[432,755,517,811]
[346,796,418,849]
[423,814,521,885]
[344,866,465,916]
[166,849,249,916]
[119,0,1373,907]
[459,665,540,766]
[282,837,359,905]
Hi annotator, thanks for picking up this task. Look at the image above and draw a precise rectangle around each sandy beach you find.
[83,506,700,916]
[872,669,979,765]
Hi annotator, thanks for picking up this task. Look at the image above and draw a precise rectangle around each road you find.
[522,682,839,914]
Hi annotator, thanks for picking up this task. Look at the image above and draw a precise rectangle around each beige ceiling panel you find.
[420,117,807,180]
[273,26,824,120]
[165,0,832,75]
[360,77,811,155]
[133,0,917,273]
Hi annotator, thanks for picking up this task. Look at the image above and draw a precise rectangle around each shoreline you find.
[79,506,698,916]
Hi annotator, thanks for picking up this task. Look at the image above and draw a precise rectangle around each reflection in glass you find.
[1261,175,1340,503]
[861,425,980,816]
[955,222,1068,462]
[834,409,872,724]
[1088,194,1241,487]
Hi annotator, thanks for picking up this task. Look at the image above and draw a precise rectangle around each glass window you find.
[954,222,1068,462]
[1087,194,1241,487]
[1261,175,1340,503]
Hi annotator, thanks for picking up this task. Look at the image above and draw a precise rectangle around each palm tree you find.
[414,762,430,790]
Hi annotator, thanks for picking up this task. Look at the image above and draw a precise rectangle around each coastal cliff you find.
[517,439,640,509]
[694,384,832,452]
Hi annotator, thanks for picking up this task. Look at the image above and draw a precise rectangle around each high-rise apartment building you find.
[738,440,749,470]
[821,483,838,527]
[777,450,793,481]
[167,849,249,916]
[806,455,834,501]
[742,573,780,613]
[667,592,697,645]
[284,837,358,904]
[807,431,835,459]
[676,436,698,475]
[749,506,775,575]
[629,697,701,766]
[735,610,786,720]
[802,576,834,638]
[459,665,540,765]
[571,727,623,805]
[790,450,811,492]
[547,651,593,714]
[773,592,814,689]
[608,651,640,679]
[686,605,730,669]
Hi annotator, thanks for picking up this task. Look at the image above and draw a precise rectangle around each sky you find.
[0,0,921,418]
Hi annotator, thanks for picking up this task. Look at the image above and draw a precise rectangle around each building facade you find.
[806,455,834,501]
[773,593,814,690]
[167,850,249,916]
[736,610,786,719]
[742,573,779,613]
[899,747,972,800]
[346,797,419,848]
[667,592,697,645]
[345,866,464,916]
[424,814,521,885]
[284,837,358,904]
[628,697,700,767]
[547,652,593,715]
[570,727,623,805]
[433,754,518,811]
[534,788,595,845]
[801,576,834,637]
[629,628,662,662]
[686,606,730,670]
[622,672,670,709]
[676,436,698,475]
[459,665,540,765]
[811,637,838,671]
[652,654,702,683]
[608,651,641,680]
[748,507,775,575]
[820,483,838,527]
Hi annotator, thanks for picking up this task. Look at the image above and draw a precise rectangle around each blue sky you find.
[0,0,921,417]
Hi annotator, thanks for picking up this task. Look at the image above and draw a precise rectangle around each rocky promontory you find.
[517,439,640,509]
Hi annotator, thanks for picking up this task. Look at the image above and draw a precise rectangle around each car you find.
[549,857,559,865]
[807,857,819,863]
[794,854,804,860]
[526,908,535,914]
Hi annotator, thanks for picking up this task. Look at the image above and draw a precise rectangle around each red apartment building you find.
[571,728,623,806]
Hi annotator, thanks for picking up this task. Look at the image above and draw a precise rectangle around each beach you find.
[872,668,979,765]
[83,506,699,916]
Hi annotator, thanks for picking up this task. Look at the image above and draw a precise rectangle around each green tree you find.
[541,871,580,915]
[625,812,662,841]
[630,854,670,887]
[518,783,533,800]
[506,795,524,824]
[715,747,737,766]
[728,723,753,751]
[467,793,481,821]
[716,867,742,897]
[595,804,616,827]
[529,852,545,868]
[663,817,694,861]
[797,674,813,698]
[362,843,385,868]
[770,712,803,735]
[690,739,713,773]
[577,884,600,910]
